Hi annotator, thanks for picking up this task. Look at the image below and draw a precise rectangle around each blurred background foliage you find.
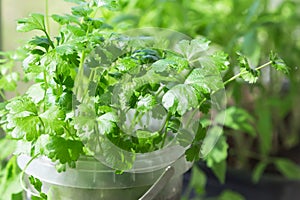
[0,0,300,199]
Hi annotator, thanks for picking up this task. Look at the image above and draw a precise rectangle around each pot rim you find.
[17,145,192,189]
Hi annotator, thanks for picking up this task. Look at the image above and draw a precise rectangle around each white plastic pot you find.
[18,145,192,200]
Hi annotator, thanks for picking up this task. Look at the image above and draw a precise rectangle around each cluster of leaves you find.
[74,37,231,170]
[0,0,115,171]
[0,0,231,173]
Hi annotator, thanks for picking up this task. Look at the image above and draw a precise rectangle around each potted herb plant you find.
[0,0,289,200]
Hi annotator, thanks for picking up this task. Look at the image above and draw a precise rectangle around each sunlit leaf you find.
[17,13,46,32]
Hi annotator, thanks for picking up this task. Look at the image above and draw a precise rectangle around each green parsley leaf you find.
[66,25,86,36]
[28,176,43,193]
[22,54,44,74]
[185,124,206,162]
[0,72,19,91]
[17,13,46,32]
[269,51,289,74]
[240,67,260,83]
[26,83,45,104]
[185,145,201,162]
[136,94,156,112]
[96,112,118,135]
[136,130,162,152]
[71,5,93,17]
[162,84,198,115]
[28,176,47,200]
[29,36,51,52]
[185,67,224,93]
[175,38,210,61]
[5,98,41,141]
[151,59,175,73]
[51,14,80,25]
[114,57,138,72]
[40,106,66,135]
[46,136,84,168]
[211,51,230,71]
[100,0,120,10]
[58,92,73,111]
[95,136,135,170]
[237,53,260,83]
[56,44,76,55]
[74,103,97,140]
[151,55,189,74]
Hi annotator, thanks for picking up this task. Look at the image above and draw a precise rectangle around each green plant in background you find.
[0,137,23,200]
[182,165,246,200]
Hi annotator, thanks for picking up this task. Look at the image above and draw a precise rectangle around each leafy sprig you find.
[28,176,48,200]
[223,52,289,86]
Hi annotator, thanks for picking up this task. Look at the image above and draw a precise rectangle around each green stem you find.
[223,73,243,86]
[45,0,50,35]
[185,104,202,128]
[0,90,7,101]
[183,66,195,82]
[43,0,54,49]
[38,116,45,129]
[160,112,171,148]
[43,30,55,49]
[79,51,86,75]
[256,61,272,70]
[64,123,76,140]
[130,111,138,130]
[42,70,48,111]
[223,61,272,86]
[19,154,41,196]
[189,57,202,64]
[74,51,87,99]
[154,85,165,98]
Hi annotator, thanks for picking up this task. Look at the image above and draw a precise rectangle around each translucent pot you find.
[18,145,192,200]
